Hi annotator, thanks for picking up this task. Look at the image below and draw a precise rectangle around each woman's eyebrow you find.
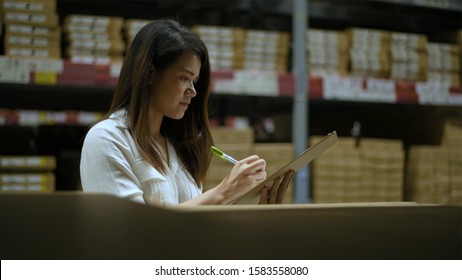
[181,67,199,79]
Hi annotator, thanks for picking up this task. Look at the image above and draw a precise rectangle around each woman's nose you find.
[186,83,197,96]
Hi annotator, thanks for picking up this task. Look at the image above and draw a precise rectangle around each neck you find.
[149,108,164,140]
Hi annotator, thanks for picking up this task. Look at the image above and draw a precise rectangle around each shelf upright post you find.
[292,0,309,203]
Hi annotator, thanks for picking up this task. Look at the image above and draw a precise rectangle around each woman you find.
[80,19,294,206]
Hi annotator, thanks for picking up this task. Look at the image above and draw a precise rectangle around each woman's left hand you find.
[258,169,295,204]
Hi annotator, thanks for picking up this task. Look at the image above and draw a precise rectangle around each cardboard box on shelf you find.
[0,156,56,171]
[310,136,404,203]
[4,10,58,27]
[67,40,125,53]
[0,172,55,192]
[307,29,350,51]
[192,25,246,45]
[5,45,60,59]
[2,0,56,13]
[5,33,60,48]
[391,31,428,51]
[5,23,60,39]
[63,14,124,33]
[211,127,254,144]
[253,143,294,161]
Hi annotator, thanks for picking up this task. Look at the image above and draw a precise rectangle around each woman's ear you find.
[149,65,155,85]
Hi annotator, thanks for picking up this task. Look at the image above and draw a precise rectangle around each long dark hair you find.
[107,19,213,186]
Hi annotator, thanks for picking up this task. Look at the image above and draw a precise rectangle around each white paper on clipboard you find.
[232,131,338,205]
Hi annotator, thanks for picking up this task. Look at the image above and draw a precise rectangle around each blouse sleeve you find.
[80,123,145,204]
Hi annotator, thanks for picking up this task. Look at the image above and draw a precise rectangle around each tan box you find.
[0,156,56,171]
[211,127,254,144]
[253,143,294,161]
[4,10,58,27]
[0,172,55,192]
[5,23,60,39]
[391,31,428,50]
[66,31,123,42]
[348,27,392,45]
[5,33,60,48]
[67,39,125,53]
[5,45,60,58]
[64,14,124,33]
[192,25,246,45]
[3,0,56,13]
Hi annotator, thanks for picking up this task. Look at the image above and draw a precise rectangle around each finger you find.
[244,158,266,174]
[239,155,260,164]
[259,187,268,204]
[254,170,267,181]
[276,169,295,203]
[268,176,282,204]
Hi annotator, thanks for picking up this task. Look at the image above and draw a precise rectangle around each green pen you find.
[211,146,238,164]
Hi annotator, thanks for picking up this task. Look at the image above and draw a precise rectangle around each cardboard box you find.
[64,14,124,33]
[5,23,60,39]
[0,172,55,192]
[5,33,59,48]
[4,10,58,27]
[3,0,56,13]
[211,127,254,144]
[0,156,56,170]
[5,45,60,58]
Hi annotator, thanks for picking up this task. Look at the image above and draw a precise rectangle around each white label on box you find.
[27,175,42,183]
[448,94,462,106]
[77,112,103,125]
[234,70,279,96]
[19,110,40,126]
[110,63,122,77]
[323,74,358,101]
[0,56,30,83]
[26,157,41,166]
[2,185,27,191]
[416,82,450,105]
[1,158,25,167]
[4,2,45,11]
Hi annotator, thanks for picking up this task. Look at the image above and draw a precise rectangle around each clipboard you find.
[232,131,338,205]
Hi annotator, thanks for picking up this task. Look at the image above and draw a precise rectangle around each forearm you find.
[177,184,227,206]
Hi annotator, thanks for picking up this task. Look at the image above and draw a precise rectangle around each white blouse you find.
[80,110,202,206]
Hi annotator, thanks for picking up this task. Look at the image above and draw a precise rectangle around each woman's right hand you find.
[217,155,267,204]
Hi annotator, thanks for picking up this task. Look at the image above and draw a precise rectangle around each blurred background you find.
[0,0,461,205]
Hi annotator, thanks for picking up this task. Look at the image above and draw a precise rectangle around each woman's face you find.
[150,51,201,120]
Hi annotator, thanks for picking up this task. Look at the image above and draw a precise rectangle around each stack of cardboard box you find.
[442,119,462,205]
[243,29,290,73]
[0,1,3,40]
[306,28,349,76]
[426,42,460,86]
[311,136,404,203]
[0,155,55,192]
[390,31,428,82]
[407,118,462,205]
[407,146,450,204]
[2,0,60,59]
[192,25,245,71]
[63,14,125,64]
[359,139,404,202]
[348,27,391,79]
[459,30,462,85]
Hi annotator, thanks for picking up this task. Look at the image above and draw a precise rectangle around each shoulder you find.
[83,115,133,152]
[85,110,129,140]
[85,119,121,141]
